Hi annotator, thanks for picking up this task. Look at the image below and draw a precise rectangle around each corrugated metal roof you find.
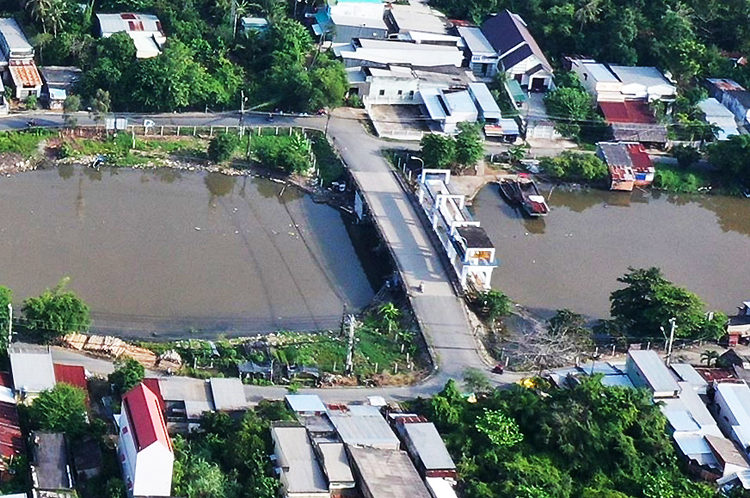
[348,446,432,498]
[457,27,495,56]
[9,346,56,394]
[671,363,708,393]
[209,378,246,411]
[609,66,675,90]
[627,350,681,395]
[122,383,172,452]
[317,442,354,484]
[328,405,400,449]
[286,394,326,413]
[0,18,32,55]
[599,101,656,124]
[96,13,163,36]
[53,364,87,391]
[468,82,502,121]
[271,427,328,495]
[402,423,455,471]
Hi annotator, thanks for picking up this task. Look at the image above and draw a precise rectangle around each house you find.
[270,426,329,498]
[417,169,498,290]
[395,420,456,479]
[286,395,327,416]
[39,66,82,110]
[0,19,41,102]
[727,302,750,346]
[315,441,355,491]
[457,27,499,78]
[208,378,246,412]
[9,345,56,402]
[384,2,448,36]
[312,0,387,43]
[240,17,269,33]
[347,446,432,498]
[671,363,709,395]
[421,88,478,134]
[706,78,750,127]
[607,65,676,102]
[327,404,400,450]
[0,18,33,60]
[569,59,624,102]
[95,13,166,59]
[117,383,174,496]
[713,383,750,453]
[0,373,24,469]
[697,98,739,140]
[30,432,74,496]
[480,10,553,91]
[467,82,519,142]
[53,364,88,392]
[335,38,464,68]
[706,435,750,478]
[625,350,681,398]
[598,100,668,146]
[597,142,654,191]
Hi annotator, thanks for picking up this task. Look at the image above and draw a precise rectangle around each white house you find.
[568,59,623,102]
[96,13,166,58]
[417,170,498,290]
[608,65,676,102]
[698,98,739,140]
[714,383,750,453]
[312,0,387,43]
[0,18,41,101]
[480,10,553,91]
[335,38,463,68]
[457,27,499,78]
[421,88,478,134]
[117,383,174,497]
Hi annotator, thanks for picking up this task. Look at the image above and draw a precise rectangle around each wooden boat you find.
[498,179,549,217]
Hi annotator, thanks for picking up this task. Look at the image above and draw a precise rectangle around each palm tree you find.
[701,350,720,367]
[25,0,66,36]
[575,0,601,32]
[378,302,401,336]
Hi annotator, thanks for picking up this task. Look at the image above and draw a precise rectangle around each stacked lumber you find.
[61,334,158,369]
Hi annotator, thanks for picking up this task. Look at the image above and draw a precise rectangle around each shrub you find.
[208,133,240,162]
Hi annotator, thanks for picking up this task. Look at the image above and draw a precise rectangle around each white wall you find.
[132,444,174,497]
[505,54,552,89]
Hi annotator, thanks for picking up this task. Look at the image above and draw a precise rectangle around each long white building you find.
[417,170,498,290]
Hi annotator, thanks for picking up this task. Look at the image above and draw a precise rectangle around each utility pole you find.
[6,303,11,347]
[666,317,677,366]
[344,314,355,376]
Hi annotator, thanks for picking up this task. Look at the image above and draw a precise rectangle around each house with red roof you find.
[597,141,655,191]
[117,383,173,497]
[53,364,88,392]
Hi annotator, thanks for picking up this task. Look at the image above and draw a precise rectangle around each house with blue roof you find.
[312,0,388,43]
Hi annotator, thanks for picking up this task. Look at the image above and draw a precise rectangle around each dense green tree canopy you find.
[707,134,750,190]
[21,278,90,342]
[420,134,456,169]
[539,152,609,183]
[108,358,145,397]
[29,384,88,437]
[0,286,11,352]
[610,267,727,339]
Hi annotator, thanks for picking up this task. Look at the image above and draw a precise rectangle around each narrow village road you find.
[8,109,524,401]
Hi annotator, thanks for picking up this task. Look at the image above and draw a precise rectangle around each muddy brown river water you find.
[471,184,750,320]
[0,166,373,337]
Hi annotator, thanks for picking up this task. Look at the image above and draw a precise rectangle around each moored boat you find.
[498,179,549,217]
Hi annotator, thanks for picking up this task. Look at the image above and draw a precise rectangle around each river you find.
[471,184,750,320]
[0,165,374,338]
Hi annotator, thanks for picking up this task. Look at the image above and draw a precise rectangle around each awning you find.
[506,79,526,103]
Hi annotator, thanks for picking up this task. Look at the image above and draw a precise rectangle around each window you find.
[583,73,588,81]
[379,89,385,96]
[122,426,128,434]
[397,90,403,96]
[409,90,414,98]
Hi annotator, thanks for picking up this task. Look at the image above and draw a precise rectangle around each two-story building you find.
[116,383,174,497]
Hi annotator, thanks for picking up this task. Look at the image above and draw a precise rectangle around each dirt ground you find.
[368,104,431,138]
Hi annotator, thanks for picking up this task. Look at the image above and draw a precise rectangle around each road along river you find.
[471,184,750,320]
[0,165,373,337]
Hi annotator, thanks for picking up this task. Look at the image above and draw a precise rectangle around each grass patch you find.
[0,129,55,157]
[61,134,208,165]
[653,164,711,193]
[308,130,344,185]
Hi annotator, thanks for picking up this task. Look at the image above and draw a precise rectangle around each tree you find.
[24,0,68,36]
[29,384,88,437]
[0,286,12,353]
[378,302,401,336]
[419,133,456,169]
[463,367,492,392]
[539,152,608,183]
[454,122,485,171]
[208,133,240,162]
[671,144,701,169]
[108,357,145,396]
[91,89,110,123]
[21,278,91,342]
[63,95,81,128]
[476,408,524,448]
[547,309,591,346]
[543,87,594,139]
[470,289,512,325]
[610,267,727,340]
[700,349,720,367]
[708,134,750,189]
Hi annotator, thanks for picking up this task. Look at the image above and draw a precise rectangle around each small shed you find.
[39,66,82,110]
[208,378,246,412]
[285,395,327,416]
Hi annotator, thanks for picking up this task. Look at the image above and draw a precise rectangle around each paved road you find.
[6,109,521,401]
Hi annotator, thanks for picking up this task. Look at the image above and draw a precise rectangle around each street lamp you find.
[410,156,424,168]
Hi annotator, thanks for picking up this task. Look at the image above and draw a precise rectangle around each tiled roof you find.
[122,383,172,453]
[481,10,551,71]
[0,401,23,459]
[599,100,656,124]
[8,59,41,88]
